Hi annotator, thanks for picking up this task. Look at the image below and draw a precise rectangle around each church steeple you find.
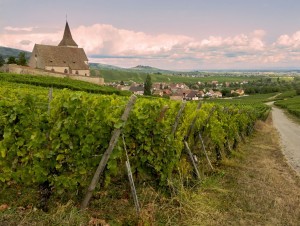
[58,21,78,48]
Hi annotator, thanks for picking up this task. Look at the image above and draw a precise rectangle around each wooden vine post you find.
[184,101,202,179]
[122,135,140,214]
[171,102,186,135]
[48,87,53,115]
[81,95,137,210]
[198,133,214,170]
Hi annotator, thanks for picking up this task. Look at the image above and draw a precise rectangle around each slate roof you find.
[58,22,78,47]
[33,44,89,70]
[129,86,144,92]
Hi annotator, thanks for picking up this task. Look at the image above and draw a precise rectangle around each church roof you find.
[33,44,89,70]
[58,22,78,47]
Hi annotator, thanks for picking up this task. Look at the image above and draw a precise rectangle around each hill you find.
[0,46,31,59]
[0,73,129,95]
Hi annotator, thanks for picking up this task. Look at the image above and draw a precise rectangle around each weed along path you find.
[268,103,300,175]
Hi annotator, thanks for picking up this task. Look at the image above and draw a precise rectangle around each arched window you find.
[64,69,68,73]
[51,68,55,72]
[75,70,79,75]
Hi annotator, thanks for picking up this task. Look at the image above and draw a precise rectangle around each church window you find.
[64,69,68,73]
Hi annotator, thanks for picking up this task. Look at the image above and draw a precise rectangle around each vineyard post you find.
[183,101,202,180]
[171,102,186,135]
[198,133,214,170]
[81,95,137,210]
[122,135,140,214]
[184,141,201,179]
[48,87,53,115]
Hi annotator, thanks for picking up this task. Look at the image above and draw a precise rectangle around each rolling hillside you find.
[0,46,31,59]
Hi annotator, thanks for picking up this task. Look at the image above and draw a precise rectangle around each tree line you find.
[0,52,27,67]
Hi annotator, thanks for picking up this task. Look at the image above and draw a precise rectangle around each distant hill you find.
[0,46,31,59]
[90,62,179,75]
[89,62,124,70]
[130,65,175,74]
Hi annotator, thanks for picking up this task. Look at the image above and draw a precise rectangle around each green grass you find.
[207,93,277,104]
[274,90,297,100]
[275,95,300,118]
[94,68,262,83]
[0,72,130,95]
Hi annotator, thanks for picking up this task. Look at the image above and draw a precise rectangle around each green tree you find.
[221,88,231,97]
[17,52,27,66]
[144,74,152,95]
[0,55,5,67]
[7,56,17,64]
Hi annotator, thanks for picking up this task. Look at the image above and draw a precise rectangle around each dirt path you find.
[268,103,300,175]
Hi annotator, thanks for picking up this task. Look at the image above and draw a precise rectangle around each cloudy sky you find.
[1,0,300,70]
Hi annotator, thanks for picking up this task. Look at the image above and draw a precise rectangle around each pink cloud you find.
[1,23,300,69]
[4,26,37,32]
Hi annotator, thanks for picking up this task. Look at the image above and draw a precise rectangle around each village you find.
[108,80,246,100]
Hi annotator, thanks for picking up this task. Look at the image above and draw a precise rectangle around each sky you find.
[1,0,300,70]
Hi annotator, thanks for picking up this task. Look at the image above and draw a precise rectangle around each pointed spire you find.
[58,21,78,47]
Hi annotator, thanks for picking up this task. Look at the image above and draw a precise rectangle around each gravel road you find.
[269,104,300,175]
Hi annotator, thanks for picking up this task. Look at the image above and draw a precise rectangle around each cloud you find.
[19,40,31,45]
[1,23,300,69]
[4,26,37,32]
[276,31,300,48]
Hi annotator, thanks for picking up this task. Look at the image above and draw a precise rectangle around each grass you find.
[1,116,299,225]
[94,68,262,83]
[274,90,297,100]
[275,95,300,118]
[0,72,129,95]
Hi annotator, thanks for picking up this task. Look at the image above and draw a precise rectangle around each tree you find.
[144,74,152,95]
[0,55,5,67]
[17,52,27,66]
[221,88,231,97]
[7,56,17,64]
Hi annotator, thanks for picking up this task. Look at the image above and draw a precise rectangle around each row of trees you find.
[0,52,27,67]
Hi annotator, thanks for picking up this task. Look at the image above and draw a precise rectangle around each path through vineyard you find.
[202,113,300,225]
[269,104,300,175]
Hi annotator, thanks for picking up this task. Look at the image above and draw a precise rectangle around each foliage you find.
[0,81,269,197]
[0,73,129,96]
[144,74,152,95]
[92,68,262,83]
[7,56,17,64]
[0,55,5,67]
[274,90,297,100]
[275,96,300,118]
[17,52,27,66]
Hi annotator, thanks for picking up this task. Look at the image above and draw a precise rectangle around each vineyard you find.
[0,73,129,95]
[274,96,300,118]
[0,79,270,210]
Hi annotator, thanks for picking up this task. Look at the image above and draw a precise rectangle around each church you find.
[28,21,90,76]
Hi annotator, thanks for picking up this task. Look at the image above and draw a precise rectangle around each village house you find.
[186,90,199,101]
[231,89,245,96]
[170,89,190,101]
[28,21,90,76]
[169,83,189,92]
[152,90,164,96]
[129,86,144,95]
[205,90,222,98]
